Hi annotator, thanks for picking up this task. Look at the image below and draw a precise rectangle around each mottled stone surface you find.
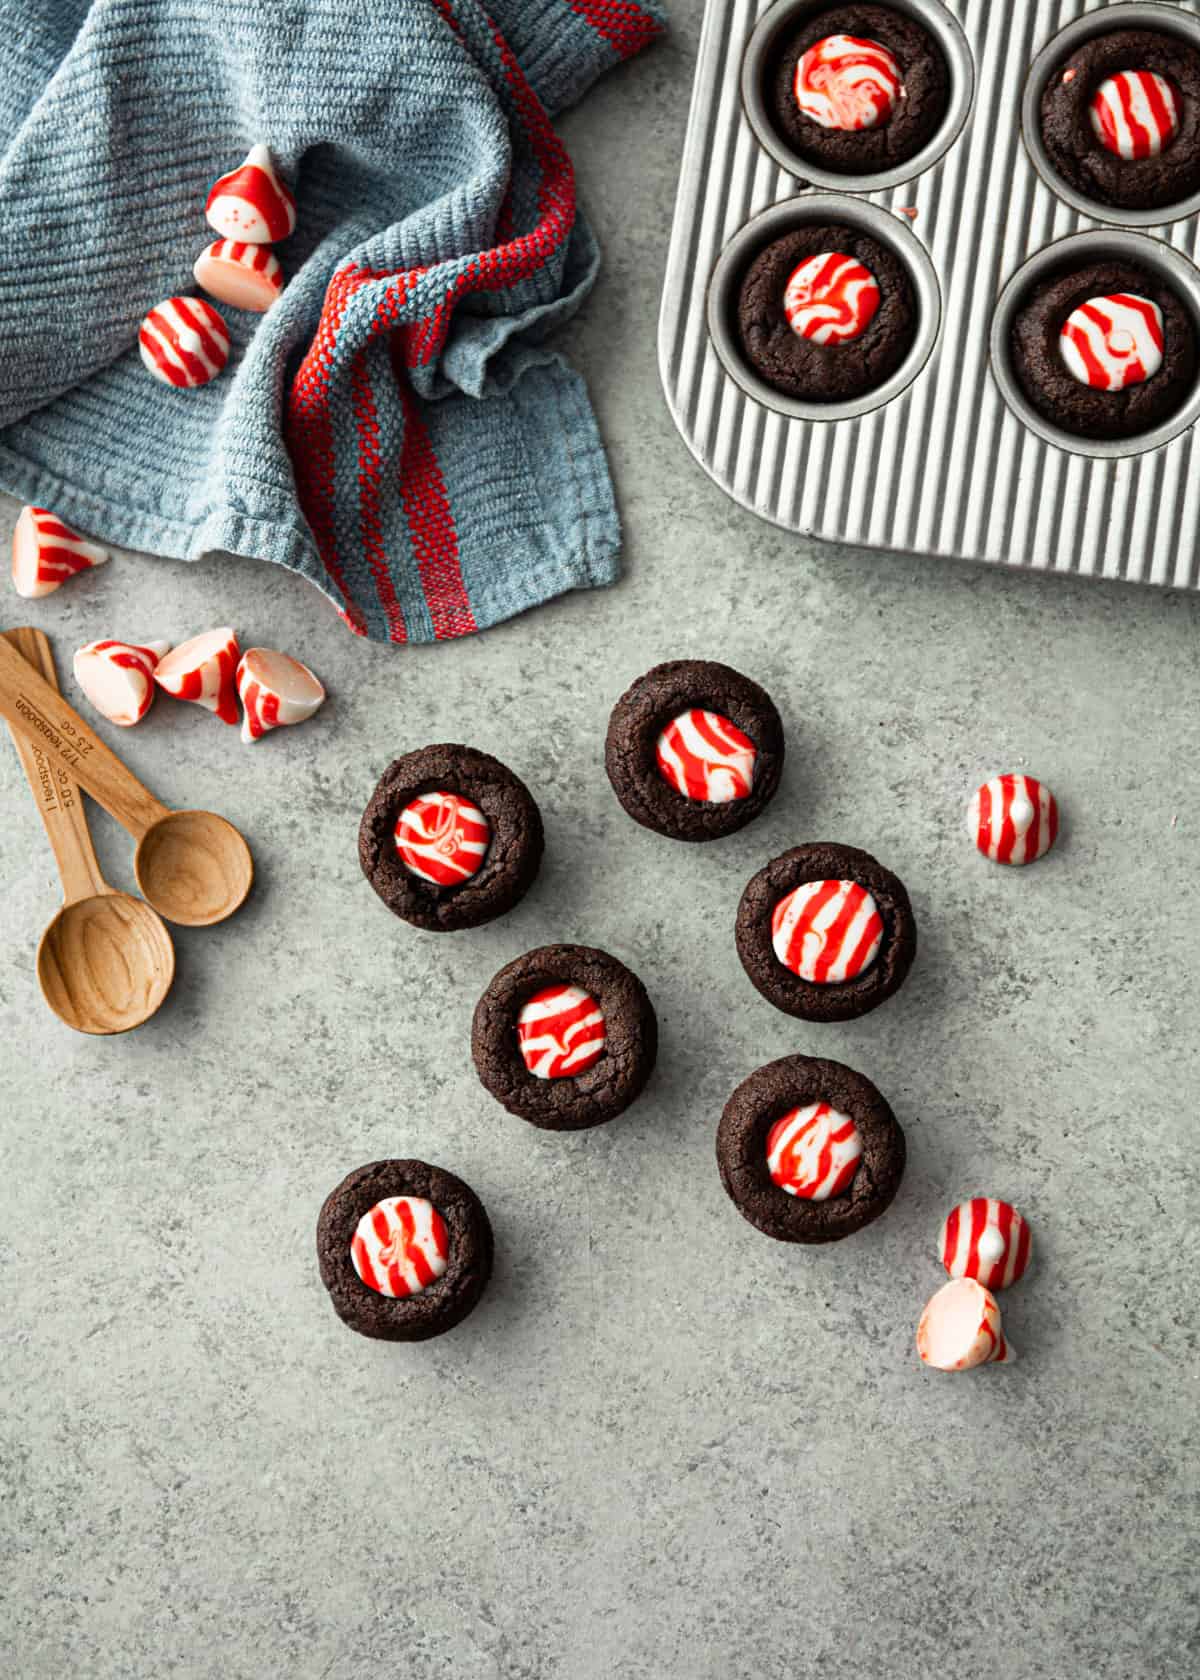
[1,7,1197,1676]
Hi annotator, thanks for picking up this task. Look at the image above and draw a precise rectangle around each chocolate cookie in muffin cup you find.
[1010,255,1196,442]
[359,743,543,932]
[767,4,951,178]
[472,944,657,1130]
[317,1159,494,1341]
[605,660,784,842]
[736,222,917,404]
[736,842,916,1022]
[1039,25,1200,216]
[717,1054,906,1243]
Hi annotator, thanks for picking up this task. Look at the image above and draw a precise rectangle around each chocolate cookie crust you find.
[472,944,657,1131]
[717,1054,906,1243]
[359,744,543,932]
[736,842,917,1021]
[770,4,950,176]
[737,226,917,403]
[316,1159,493,1341]
[1012,259,1196,440]
[605,660,784,841]
[1041,29,1200,212]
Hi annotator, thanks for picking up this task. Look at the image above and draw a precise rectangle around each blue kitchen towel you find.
[0,0,663,641]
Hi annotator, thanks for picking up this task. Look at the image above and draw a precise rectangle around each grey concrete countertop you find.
[2,7,1197,1677]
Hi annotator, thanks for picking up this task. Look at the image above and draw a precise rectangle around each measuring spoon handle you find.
[3,629,109,906]
[0,630,168,840]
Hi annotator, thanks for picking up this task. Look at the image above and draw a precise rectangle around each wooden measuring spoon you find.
[0,629,252,926]
[4,628,175,1034]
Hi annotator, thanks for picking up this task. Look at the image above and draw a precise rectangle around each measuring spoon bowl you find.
[134,809,254,927]
[38,890,175,1035]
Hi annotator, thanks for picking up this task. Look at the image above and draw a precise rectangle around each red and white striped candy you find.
[917,1278,1014,1371]
[969,774,1059,866]
[1090,70,1180,161]
[939,1198,1032,1292]
[656,709,756,803]
[766,1102,862,1200]
[11,506,109,599]
[395,791,490,885]
[73,639,170,728]
[153,627,241,725]
[771,879,883,984]
[350,1196,449,1299]
[236,647,325,744]
[139,297,230,389]
[1060,294,1163,391]
[193,240,284,313]
[795,34,902,131]
[205,144,296,243]
[784,252,880,345]
[517,984,606,1079]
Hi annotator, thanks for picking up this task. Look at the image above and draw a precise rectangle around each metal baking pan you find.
[659,0,1200,588]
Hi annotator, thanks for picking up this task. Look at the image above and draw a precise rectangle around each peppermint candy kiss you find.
[350,1197,449,1298]
[656,709,756,802]
[1060,294,1164,391]
[939,1198,1032,1292]
[767,1102,863,1200]
[795,34,902,131]
[74,639,171,727]
[771,879,883,984]
[236,647,325,744]
[395,792,491,886]
[205,144,296,244]
[517,984,606,1079]
[153,628,241,725]
[784,253,880,345]
[969,773,1058,866]
[194,240,284,314]
[1090,71,1180,161]
[139,297,230,389]
[917,1278,1014,1371]
[11,506,109,599]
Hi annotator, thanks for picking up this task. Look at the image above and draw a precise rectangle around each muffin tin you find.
[659,0,1200,589]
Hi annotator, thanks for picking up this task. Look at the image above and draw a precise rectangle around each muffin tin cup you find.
[1022,3,1200,229]
[707,195,942,423]
[741,0,975,193]
[989,230,1200,461]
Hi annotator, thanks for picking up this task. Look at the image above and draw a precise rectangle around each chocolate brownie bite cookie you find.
[737,225,917,403]
[1041,29,1200,213]
[717,1054,906,1243]
[736,842,916,1022]
[770,5,949,177]
[605,660,783,841]
[317,1159,493,1341]
[359,744,543,932]
[472,944,657,1130]
[1011,258,1196,441]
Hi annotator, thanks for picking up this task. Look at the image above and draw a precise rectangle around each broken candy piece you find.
[193,240,284,313]
[139,297,230,388]
[205,144,296,243]
[11,506,109,599]
[917,1277,1014,1372]
[236,647,325,743]
[154,628,241,725]
[73,639,171,727]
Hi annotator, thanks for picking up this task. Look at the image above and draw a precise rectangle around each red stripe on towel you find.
[349,356,408,642]
[565,0,664,60]
[394,365,476,639]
